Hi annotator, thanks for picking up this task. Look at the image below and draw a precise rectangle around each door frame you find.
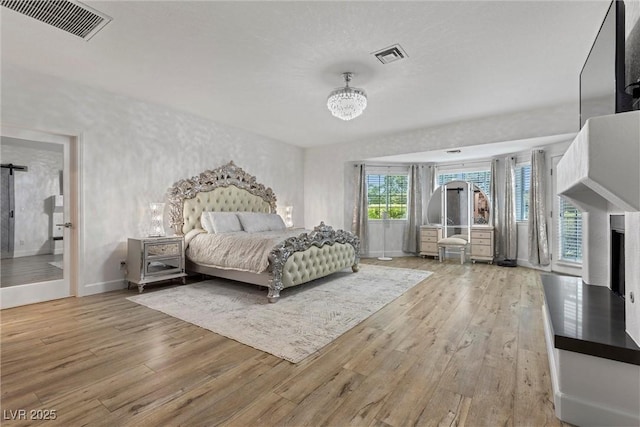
[0,125,82,308]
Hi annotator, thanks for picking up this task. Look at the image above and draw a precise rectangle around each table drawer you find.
[472,237,492,247]
[421,242,438,253]
[421,234,439,243]
[471,245,492,257]
[471,231,492,240]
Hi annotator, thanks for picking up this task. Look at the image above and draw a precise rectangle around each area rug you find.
[127,264,432,363]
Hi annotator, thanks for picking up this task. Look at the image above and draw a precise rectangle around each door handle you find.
[56,222,72,228]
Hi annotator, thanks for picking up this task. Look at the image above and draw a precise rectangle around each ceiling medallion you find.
[327,72,367,121]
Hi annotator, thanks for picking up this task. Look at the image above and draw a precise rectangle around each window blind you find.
[437,170,491,197]
[515,164,531,221]
[367,173,408,219]
[558,197,583,262]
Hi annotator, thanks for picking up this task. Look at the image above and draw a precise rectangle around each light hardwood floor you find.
[1,254,63,288]
[0,257,569,426]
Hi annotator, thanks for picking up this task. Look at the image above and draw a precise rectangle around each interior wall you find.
[1,139,63,257]
[1,64,305,295]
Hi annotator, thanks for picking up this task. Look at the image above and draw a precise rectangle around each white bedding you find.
[185,228,307,274]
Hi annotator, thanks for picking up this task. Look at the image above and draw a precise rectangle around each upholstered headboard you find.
[167,161,277,235]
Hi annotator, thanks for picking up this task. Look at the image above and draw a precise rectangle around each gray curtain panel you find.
[502,156,517,260]
[351,164,369,255]
[403,165,423,253]
[528,150,550,265]
[490,158,500,258]
[489,159,500,258]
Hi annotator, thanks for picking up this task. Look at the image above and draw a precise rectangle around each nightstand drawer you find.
[145,241,181,258]
[145,257,182,277]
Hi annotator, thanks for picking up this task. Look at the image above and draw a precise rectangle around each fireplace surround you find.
[550,111,640,426]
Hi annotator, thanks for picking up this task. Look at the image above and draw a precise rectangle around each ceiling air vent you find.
[1,0,112,40]
[372,44,408,65]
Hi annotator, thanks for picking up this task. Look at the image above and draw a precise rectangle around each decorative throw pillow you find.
[236,212,286,233]
[210,212,242,233]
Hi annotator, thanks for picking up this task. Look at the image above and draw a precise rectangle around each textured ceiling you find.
[1,1,610,147]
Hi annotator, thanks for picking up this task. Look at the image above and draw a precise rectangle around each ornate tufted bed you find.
[167,161,360,302]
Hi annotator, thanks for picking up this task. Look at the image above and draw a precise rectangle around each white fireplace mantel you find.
[557,111,640,213]
[557,110,640,345]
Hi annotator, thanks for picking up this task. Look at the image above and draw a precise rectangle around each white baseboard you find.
[81,279,127,296]
[555,390,640,427]
[516,258,552,271]
[11,248,53,258]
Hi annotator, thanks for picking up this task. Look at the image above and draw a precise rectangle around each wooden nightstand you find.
[126,236,186,293]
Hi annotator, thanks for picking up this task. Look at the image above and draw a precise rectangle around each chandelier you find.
[327,72,367,121]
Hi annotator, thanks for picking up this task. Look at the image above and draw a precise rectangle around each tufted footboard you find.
[267,222,360,302]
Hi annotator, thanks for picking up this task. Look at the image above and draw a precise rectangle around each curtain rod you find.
[354,162,430,167]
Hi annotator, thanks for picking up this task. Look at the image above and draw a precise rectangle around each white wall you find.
[1,139,63,257]
[1,64,304,295]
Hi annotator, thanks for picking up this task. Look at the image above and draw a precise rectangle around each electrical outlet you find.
[120,261,126,270]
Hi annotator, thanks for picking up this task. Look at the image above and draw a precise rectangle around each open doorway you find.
[0,127,79,308]
[1,138,64,287]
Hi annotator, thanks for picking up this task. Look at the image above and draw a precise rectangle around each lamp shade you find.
[148,202,165,237]
[284,205,294,228]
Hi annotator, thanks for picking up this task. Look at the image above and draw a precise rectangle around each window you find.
[515,163,531,221]
[437,170,491,197]
[558,197,583,262]
[367,173,408,219]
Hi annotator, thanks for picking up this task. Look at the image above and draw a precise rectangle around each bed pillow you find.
[237,212,286,233]
[211,212,243,233]
[200,212,215,233]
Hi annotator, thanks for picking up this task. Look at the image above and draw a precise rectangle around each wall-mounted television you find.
[579,0,633,129]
